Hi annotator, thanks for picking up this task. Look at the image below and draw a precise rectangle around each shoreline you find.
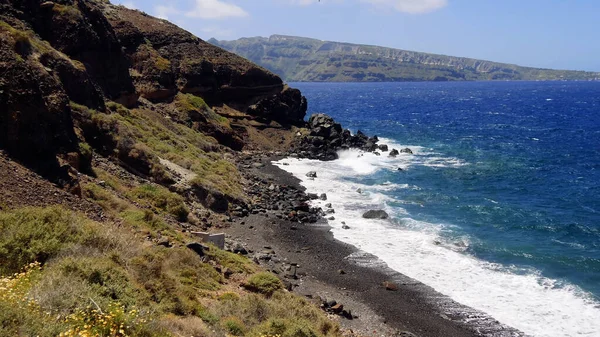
[225,154,523,337]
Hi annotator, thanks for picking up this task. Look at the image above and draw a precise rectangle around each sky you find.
[111,0,600,72]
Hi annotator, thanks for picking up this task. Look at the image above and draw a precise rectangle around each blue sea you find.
[277,82,600,337]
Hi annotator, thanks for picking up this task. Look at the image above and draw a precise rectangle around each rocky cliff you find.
[0,0,307,190]
[212,35,600,82]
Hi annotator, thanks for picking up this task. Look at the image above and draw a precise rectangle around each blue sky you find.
[111,0,600,72]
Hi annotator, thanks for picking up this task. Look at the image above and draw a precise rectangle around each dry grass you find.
[0,201,342,337]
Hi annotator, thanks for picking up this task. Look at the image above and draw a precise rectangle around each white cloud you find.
[186,0,248,19]
[155,5,180,20]
[362,0,447,14]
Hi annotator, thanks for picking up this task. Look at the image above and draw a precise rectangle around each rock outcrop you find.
[362,210,389,219]
[103,5,284,106]
[0,0,308,188]
[292,113,382,160]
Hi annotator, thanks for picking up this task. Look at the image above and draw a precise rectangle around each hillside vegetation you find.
[211,35,600,82]
[0,1,343,336]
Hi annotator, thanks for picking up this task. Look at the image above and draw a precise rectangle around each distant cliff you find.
[211,35,600,82]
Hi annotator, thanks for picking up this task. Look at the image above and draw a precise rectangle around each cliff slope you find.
[0,2,356,337]
[212,35,600,82]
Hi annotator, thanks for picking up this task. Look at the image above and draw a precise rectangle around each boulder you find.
[307,193,319,200]
[232,243,248,255]
[362,210,389,219]
[378,144,389,152]
[389,149,399,157]
[186,242,209,257]
[319,193,327,200]
[306,171,317,178]
[400,148,413,154]
[248,87,307,125]
[382,281,398,291]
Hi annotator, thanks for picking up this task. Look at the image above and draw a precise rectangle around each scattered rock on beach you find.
[363,210,389,219]
[383,281,399,291]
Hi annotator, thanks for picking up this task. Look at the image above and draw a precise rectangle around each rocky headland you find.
[0,1,520,336]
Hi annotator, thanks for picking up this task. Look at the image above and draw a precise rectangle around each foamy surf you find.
[274,148,600,337]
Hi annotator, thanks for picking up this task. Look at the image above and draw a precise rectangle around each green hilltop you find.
[211,35,600,82]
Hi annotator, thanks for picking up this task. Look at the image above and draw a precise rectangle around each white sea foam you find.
[274,150,600,337]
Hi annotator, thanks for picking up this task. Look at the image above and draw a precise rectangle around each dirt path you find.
[159,158,197,187]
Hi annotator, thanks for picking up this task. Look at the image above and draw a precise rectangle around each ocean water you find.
[276,82,600,337]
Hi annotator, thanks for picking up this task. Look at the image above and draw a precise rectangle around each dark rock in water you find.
[307,193,319,200]
[186,242,209,257]
[306,171,317,178]
[325,203,332,208]
[397,167,403,171]
[356,188,362,194]
[362,210,389,219]
[319,193,328,200]
[378,144,389,152]
[342,224,350,229]
[363,141,378,152]
[400,147,413,154]
[389,149,400,157]
[373,151,380,156]
[328,216,335,220]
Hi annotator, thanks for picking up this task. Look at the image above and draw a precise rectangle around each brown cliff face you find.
[103,5,284,107]
[0,0,306,199]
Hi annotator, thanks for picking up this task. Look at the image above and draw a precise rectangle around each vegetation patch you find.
[175,93,229,125]
[72,101,244,199]
[0,207,94,275]
[244,272,284,296]
[129,184,189,221]
[0,203,342,337]
[52,4,83,23]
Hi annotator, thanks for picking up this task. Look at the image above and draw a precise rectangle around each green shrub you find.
[244,272,283,296]
[223,316,246,336]
[205,245,255,274]
[218,292,240,302]
[175,93,229,124]
[0,207,94,275]
[130,184,189,221]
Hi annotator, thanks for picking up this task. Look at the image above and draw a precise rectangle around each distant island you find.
[210,35,600,82]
